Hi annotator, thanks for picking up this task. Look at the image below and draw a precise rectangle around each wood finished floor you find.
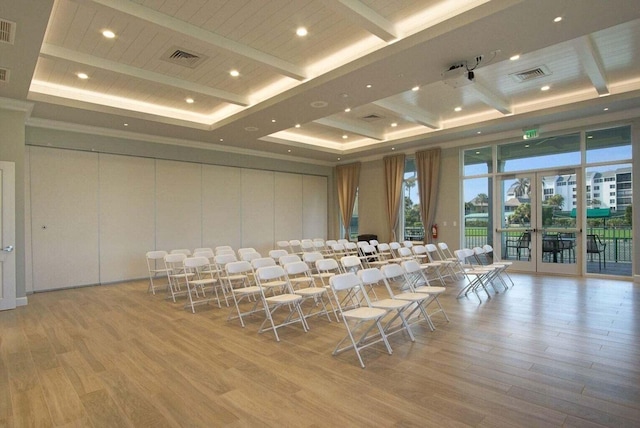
[1,274,639,427]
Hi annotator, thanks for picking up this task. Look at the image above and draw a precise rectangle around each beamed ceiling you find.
[1,0,640,163]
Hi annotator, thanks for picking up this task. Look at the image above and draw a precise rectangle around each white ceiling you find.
[2,0,640,163]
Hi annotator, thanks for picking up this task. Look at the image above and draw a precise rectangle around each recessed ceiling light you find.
[344,107,351,113]
[295,123,301,128]
[366,84,372,88]
[337,157,341,161]
[123,123,128,127]
[271,119,276,123]
[476,151,480,154]
[391,147,395,151]
[287,149,292,153]
[454,106,462,112]
[390,122,398,127]
[342,135,348,139]
[603,107,609,111]
[477,131,482,134]
[411,86,420,91]
[587,135,593,139]
[185,97,194,103]
[554,16,562,23]
[219,138,224,142]
[296,27,308,37]
[525,144,530,148]
[77,72,88,79]
[102,30,115,39]
[229,69,240,77]
[541,85,550,91]
[509,54,520,61]
[310,100,328,108]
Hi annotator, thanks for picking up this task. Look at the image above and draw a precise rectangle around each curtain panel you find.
[383,154,405,242]
[416,148,441,243]
[335,162,361,239]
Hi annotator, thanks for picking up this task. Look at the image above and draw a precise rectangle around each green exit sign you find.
[523,128,538,140]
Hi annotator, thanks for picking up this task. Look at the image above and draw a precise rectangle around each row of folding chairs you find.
[454,245,514,303]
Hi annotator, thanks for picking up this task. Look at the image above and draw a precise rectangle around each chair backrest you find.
[403,241,413,249]
[313,240,326,252]
[325,239,337,248]
[276,241,291,251]
[284,260,310,276]
[184,256,209,269]
[300,240,315,252]
[146,250,167,261]
[193,250,214,259]
[256,265,287,282]
[519,232,531,246]
[279,254,302,265]
[237,247,256,256]
[398,247,413,258]
[171,248,192,256]
[380,263,409,296]
[329,272,361,292]
[401,259,422,274]
[289,240,302,252]
[377,243,390,252]
[358,267,384,285]
[214,253,238,266]
[193,247,212,254]
[412,245,427,256]
[361,244,377,255]
[216,248,236,256]
[269,249,289,260]
[369,239,379,247]
[241,251,262,262]
[251,257,276,270]
[345,242,358,254]
[587,234,602,252]
[303,252,324,266]
[316,258,340,273]
[225,260,252,275]
[455,248,475,264]
[340,255,363,272]
[337,239,349,245]
[164,253,187,264]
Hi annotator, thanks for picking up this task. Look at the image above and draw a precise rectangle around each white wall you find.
[26,146,328,291]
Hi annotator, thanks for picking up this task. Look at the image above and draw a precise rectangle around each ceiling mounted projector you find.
[442,65,475,88]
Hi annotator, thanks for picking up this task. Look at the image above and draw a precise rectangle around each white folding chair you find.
[302,251,324,274]
[454,248,497,303]
[183,256,221,313]
[329,272,393,368]
[314,258,343,321]
[359,244,387,268]
[283,261,332,323]
[278,254,302,266]
[483,244,514,287]
[268,249,289,260]
[358,268,416,342]
[401,260,450,325]
[255,265,309,341]
[225,261,262,327]
[170,248,192,257]
[251,257,286,294]
[380,263,435,331]
[164,253,193,302]
[146,250,169,295]
[412,245,447,285]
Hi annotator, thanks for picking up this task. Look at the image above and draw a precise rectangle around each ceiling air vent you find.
[360,113,384,122]
[0,68,9,83]
[0,18,16,44]
[509,65,551,83]
[160,46,208,69]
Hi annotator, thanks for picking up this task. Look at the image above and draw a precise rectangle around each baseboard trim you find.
[16,296,28,307]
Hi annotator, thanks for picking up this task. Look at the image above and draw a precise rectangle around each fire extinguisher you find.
[431,224,438,240]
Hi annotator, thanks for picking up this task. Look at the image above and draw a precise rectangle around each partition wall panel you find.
[155,160,202,252]
[202,164,242,250]
[99,154,156,283]
[274,172,304,243]
[303,175,328,240]
[241,169,275,255]
[30,147,100,291]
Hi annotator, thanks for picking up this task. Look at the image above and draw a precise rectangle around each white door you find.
[0,161,16,310]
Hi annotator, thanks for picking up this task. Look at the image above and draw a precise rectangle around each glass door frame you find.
[495,168,581,275]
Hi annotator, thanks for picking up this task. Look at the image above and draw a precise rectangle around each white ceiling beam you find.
[320,0,398,42]
[75,0,306,80]
[463,81,512,114]
[573,35,609,96]
[313,117,384,140]
[372,99,440,129]
[40,43,249,107]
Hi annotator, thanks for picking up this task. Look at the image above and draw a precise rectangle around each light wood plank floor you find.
[1,274,639,427]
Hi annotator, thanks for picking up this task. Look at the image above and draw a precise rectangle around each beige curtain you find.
[416,148,441,244]
[383,154,405,242]
[336,162,361,239]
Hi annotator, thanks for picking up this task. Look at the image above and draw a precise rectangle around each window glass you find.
[463,146,492,176]
[403,158,423,241]
[463,177,492,247]
[586,126,631,164]
[497,133,580,172]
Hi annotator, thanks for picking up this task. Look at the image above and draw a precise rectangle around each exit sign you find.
[523,128,538,140]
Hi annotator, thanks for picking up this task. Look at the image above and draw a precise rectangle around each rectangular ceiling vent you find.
[0,18,16,44]
[160,46,208,69]
[509,65,551,83]
[360,113,384,122]
[0,68,9,83]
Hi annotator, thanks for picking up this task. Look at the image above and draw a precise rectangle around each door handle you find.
[2,245,14,252]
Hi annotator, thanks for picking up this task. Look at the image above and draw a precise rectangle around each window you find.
[610,184,615,189]
[610,199,615,204]
[610,192,616,196]
[594,185,600,190]
[403,158,423,241]
[497,133,580,172]
[594,193,600,197]
[586,126,631,163]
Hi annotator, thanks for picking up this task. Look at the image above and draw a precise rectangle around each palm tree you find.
[513,178,531,199]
